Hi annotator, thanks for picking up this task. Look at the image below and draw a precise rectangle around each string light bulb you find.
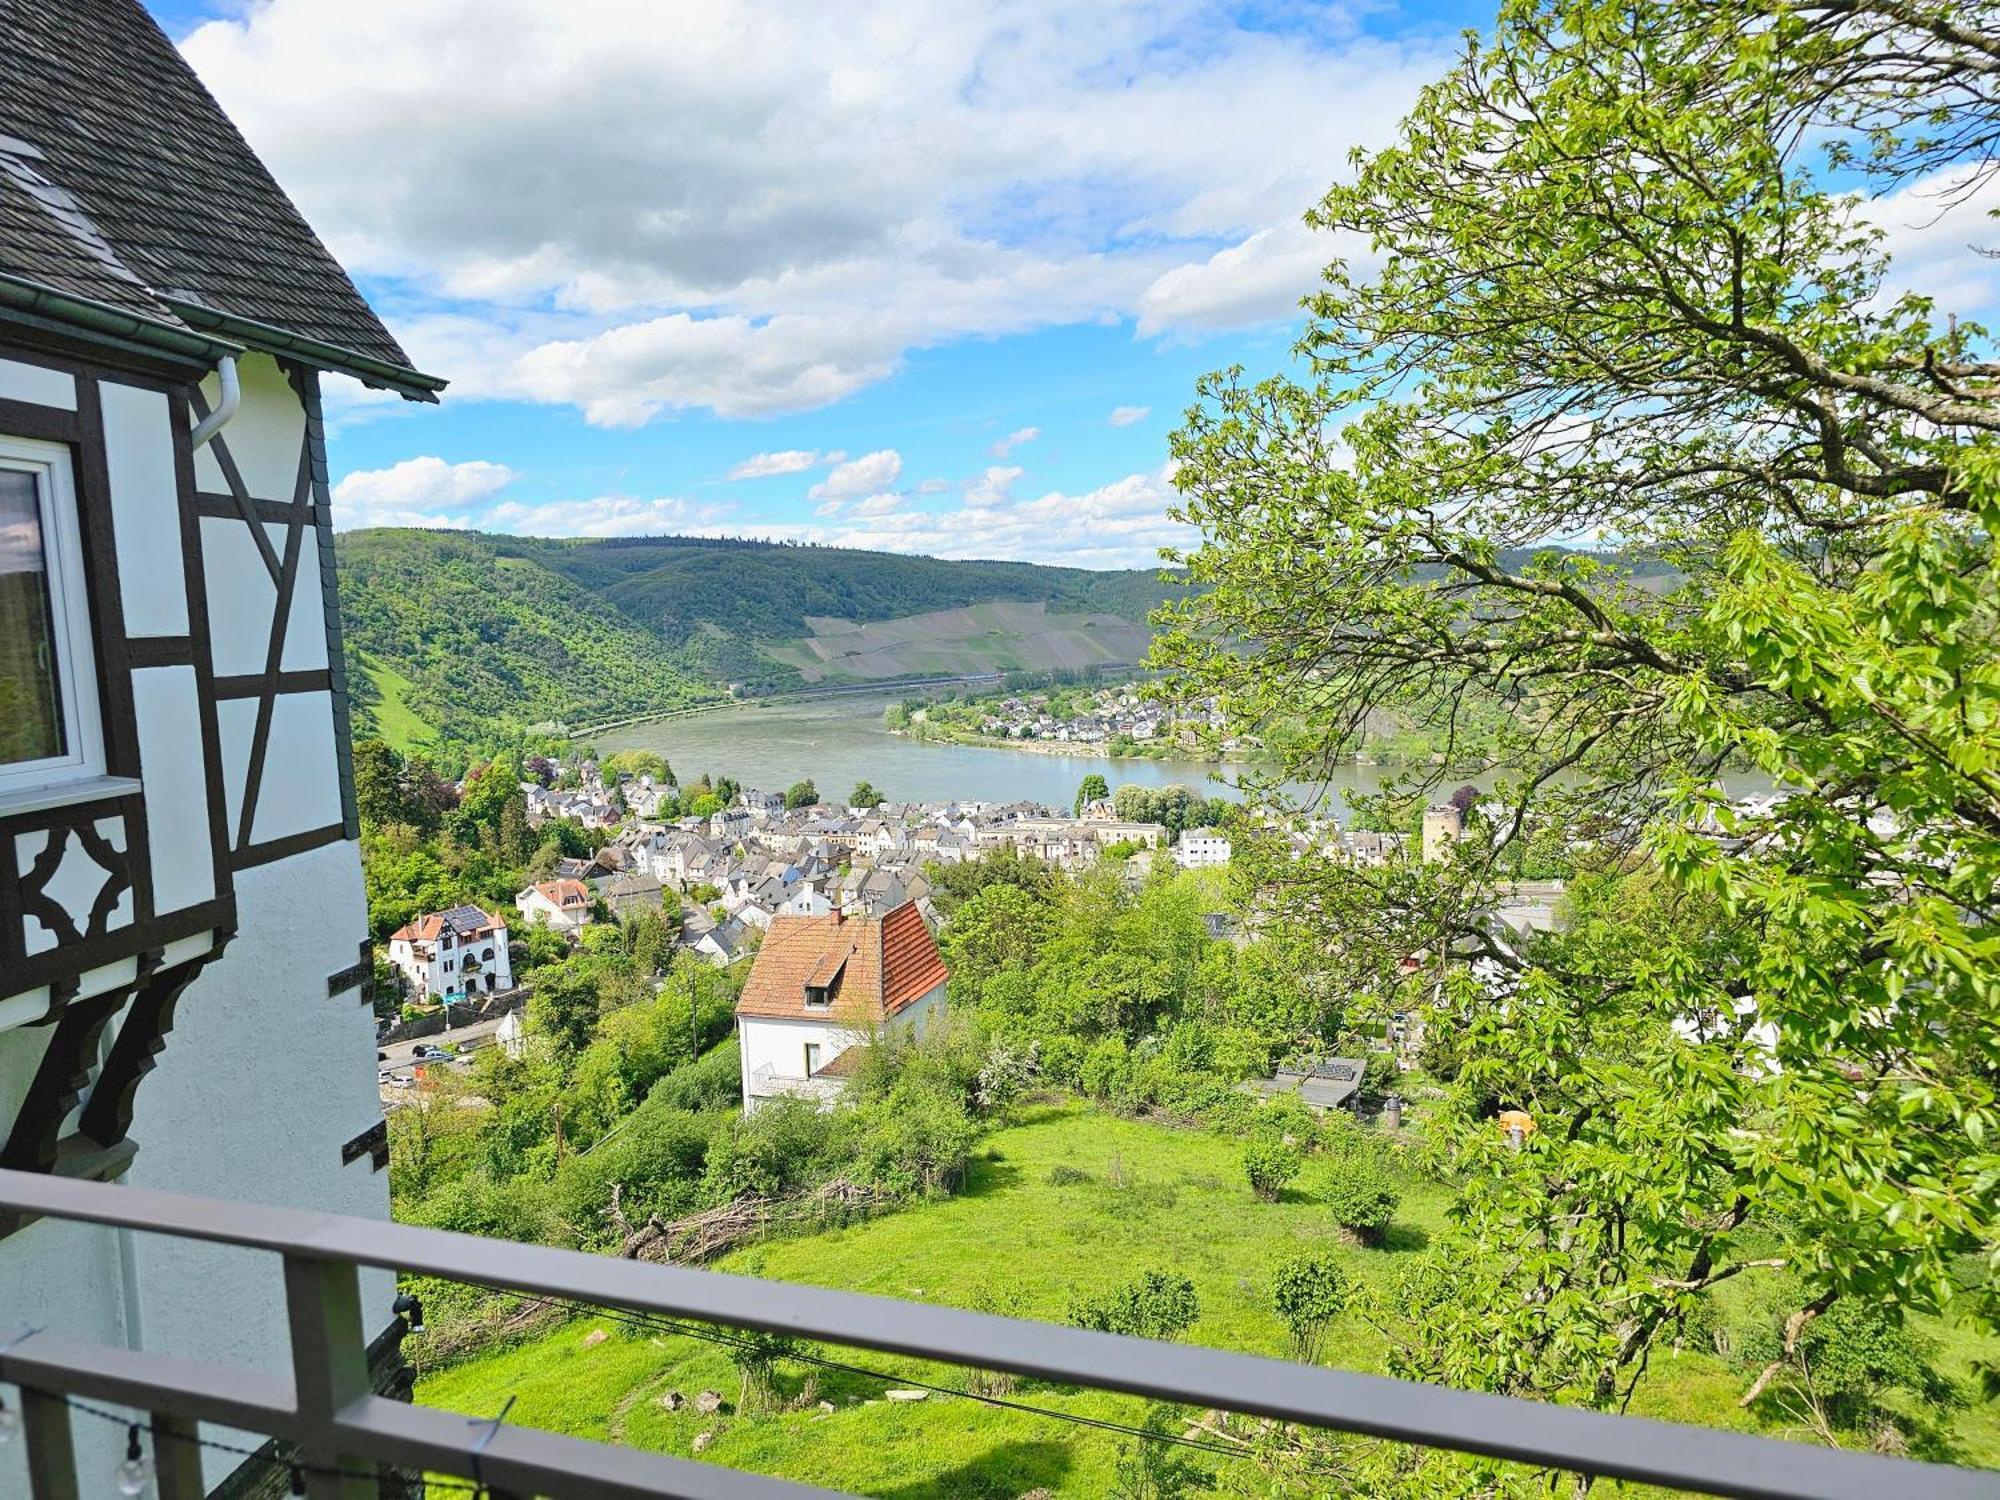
[114,1424,151,1495]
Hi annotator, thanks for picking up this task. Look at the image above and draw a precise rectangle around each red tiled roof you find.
[528,879,592,910]
[880,900,948,1011]
[735,901,946,1022]
[390,908,504,943]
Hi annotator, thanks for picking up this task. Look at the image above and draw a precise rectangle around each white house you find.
[515,876,594,935]
[0,4,446,1488]
[710,805,753,842]
[387,905,513,1000]
[778,883,834,919]
[1172,829,1234,868]
[735,902,948,1112]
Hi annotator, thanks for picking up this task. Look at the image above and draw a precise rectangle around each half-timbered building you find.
[0,0,443,1485]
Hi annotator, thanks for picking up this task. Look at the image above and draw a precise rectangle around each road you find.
[378,1012,509,1071]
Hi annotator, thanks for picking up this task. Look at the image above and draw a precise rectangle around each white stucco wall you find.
[0,853,387,1495]
[738,981,945,1110]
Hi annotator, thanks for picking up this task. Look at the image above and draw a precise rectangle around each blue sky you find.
[144,1,1997,568]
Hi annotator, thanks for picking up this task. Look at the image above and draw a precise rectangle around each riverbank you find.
[891,722,1277,766]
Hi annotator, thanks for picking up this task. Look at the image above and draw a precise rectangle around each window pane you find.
[0,467,65,765]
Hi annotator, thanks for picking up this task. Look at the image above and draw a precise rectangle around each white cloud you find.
[1108,405,1151,426]
[329,455,515,529]
[181,1,1452,419]
[506,312,903,424]
[485,493,734,537]
[728,448,821,480]
[809,448,903,501]
[746,462,1189,568]
[1856,165,2000,316]
[965,465,1023,507]
[990,425,1040,457]
[1138,218,1361,338]
[847,493,904,517]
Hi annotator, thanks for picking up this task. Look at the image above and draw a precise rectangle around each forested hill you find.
[487,533,1171,641]
[333,529,1177,756]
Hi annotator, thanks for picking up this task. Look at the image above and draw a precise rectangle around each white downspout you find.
[189,353,239,448]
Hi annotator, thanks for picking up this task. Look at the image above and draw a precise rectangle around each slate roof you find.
[0,0,440,396]
[736,902,947,1023]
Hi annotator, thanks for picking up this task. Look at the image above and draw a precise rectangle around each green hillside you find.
[335,530,1180,749]
[335,530,718,753]
[491,534,1172,644]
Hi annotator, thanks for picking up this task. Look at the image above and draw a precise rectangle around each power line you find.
[506,1292,1264,1464]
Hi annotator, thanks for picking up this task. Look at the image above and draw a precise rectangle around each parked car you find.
[411,1044,454,1061]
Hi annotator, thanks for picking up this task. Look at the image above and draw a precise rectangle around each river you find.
[592,692,1399,819]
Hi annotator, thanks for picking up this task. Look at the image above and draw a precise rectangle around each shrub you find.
[1046,1164,1093,1187]
[700,1098,853,1203]
[1357,1052,1402,1113]
[1039,1033,1088,1086]
[1244,1138,1301,1202]
[647,1036,743,1113]
[1249,1090,1318,1148]
[1111,1402,1208,1499]
[1067,1269,1200,1342]
[552,1105,716,1244]
[854,1081,977,1196]
[1079,1036,1135,1106]
[727,1328,801,1414]
[1323,1159,1400,1244]
[1272,1254,1350,1364]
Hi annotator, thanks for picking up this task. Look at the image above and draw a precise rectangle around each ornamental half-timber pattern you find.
[0,340,361,1206]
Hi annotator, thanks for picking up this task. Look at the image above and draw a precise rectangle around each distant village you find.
[897,682,1256,756]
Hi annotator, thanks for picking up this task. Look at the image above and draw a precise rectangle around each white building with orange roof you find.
[515,876,595,936]
[386,904,514,1000]
[735,899,948,1112]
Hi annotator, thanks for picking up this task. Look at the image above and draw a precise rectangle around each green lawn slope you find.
[412,1105,2000,1497]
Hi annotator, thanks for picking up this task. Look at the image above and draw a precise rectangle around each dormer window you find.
[804,984,831,1009]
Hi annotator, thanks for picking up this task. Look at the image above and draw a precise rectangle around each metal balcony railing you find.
[0,1167,1989,1500]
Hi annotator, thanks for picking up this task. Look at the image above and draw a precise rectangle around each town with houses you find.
[378,757,1475,1120]
[384,756,1483,995]
[899,680,1254,756]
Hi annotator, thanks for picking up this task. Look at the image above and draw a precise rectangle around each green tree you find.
[1322,1161,1399,1247]
[849,780,886,809]
[602,749,672,784]
[1068,1269,1200,1342]
[1242,1138,1300,1203]
[782,779,818,809]
[528,962,600,1061]
[1154,0,2000,1442]
[352,737,404,827]
[936,883,1055,1004]
[1271,1254,1350,1364]
[1074,772,1109,815]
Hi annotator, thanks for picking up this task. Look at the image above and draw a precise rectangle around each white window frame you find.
[0,435,104,800]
